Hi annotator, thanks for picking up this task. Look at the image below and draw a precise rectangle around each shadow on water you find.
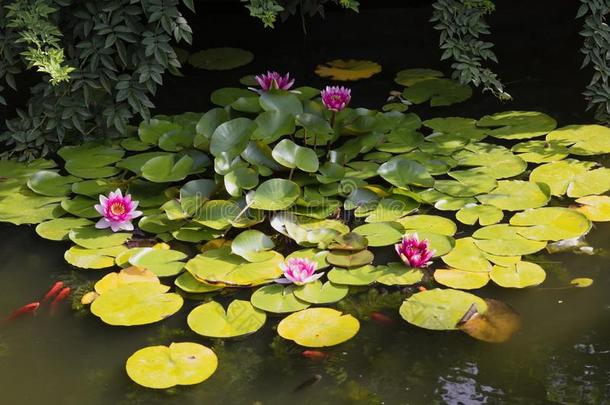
[2,1,610,404]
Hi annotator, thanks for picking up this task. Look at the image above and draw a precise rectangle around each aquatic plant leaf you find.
[490,261,546,288]
[413,231,455,257]
[566,167,610,198]
[423,117,487,141]
[476,181,551,211]
[511,140,569,163]
[433,171,497,197]
[64,245,128,269]
[376,262,424,286]
[250,179,300,210]
[509,207,591,241]
[91,282,182,326]
[94,267,160,295]
[286,249,330,270]
[188,300,266,338]
[293,281,349,304]
[27,170,79,197]
[189,47,253,70]
[175,272,223,294]
[456,204,504,226]
[61,196,102,218]
[272,139,319,172]
[141,151,210,183]
[528,159,595,196]
[575,196,610,221]
[0,159,56,197]
[570,278,594,288]
[473,224,547,256]
[140,213,185,233]
[546,124,610,155]
[326,249,374,268]
[59,144,124,179]
[353,221,405,247]
[128,248,187,277]
[121,137,152,152]
[458,298,521,343]
[327,265,383,286]
[68,226,131,249]
[402,78,472,106]
[363,196,419,223]
[441,237,491,273]
[210,117,254,159]
[193,200,239,230]
[250,284,310,313]
[231,230,276,262]
[433,268,490,290]
[378,156,434,189]
[328,232,368,251]
[126,342,217,389]
[399,288,488,330]
[35,217,92,241]
[0,190,64,225]
[277,307,360,347]
[138,119,181,145]
[376,127,423,153]
[476,111,557,140]
[315,59,381,81]
[394,68,443,86]
[396,214,457,236]
[452,143,527,179]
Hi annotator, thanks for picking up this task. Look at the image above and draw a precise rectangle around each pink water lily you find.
[255,71,295,91]
[94,189,142,232]
[395,233,435,268]
[276,258,322,285]
[321,86,351,112]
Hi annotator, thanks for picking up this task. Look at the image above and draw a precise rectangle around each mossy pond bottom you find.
[1,221,609,404]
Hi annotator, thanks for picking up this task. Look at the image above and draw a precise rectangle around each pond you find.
[1,1,610,404]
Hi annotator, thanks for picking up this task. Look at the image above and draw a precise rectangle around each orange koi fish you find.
[51,287,71,305]
[301,350,327,360]
[43,281,64,302]
[7,302,40,320]
[370,311,394,325]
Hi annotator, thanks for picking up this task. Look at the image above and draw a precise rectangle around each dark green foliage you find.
[431,0,510,100]
[577,0,610,124]
[241,0,359,29]
[0,0,194,161]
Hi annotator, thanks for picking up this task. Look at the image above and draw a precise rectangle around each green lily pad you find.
[250,284,310,313]
[138,119,182,145]
[272,139,319,173]
[128,248,187,277]
[433,268,490,290]
[490,261,546,288]
[476,181,551,211]
[363,196,420,223]
[376,262,424,286]
[378,156,434,189]
[395,68,443,86]
[174,272,223,294]
[0,190,64,225]
[575,196,610,222]
[328,233,368,251]
[452,143,527,179]
[511,140,569,163]
[210,117,254,159]
[402,78,472,107]
[376,127,423,153]
[189,47,253,70]
[353,222,405,247]
[412,231,455,257]
[250,179,300,210]
[59,144,124,179]
[179,179,217,216]
[91,282,182,326]
[399,288,488,330]
[327,265,383,286]
[456,204,504,226]
[69,226,131,249]
[231,230,276,262]
[433,171,497,198]
[0,159,56,197]
[326,249,374,268]
[441,237,492,273]
[27,170,79,197]
[293,281,349,304]
[286,249,330,270]
[140,213,185,234]
[423,117,487,141]
[565,167,610,198]
[546,124,610,155]
[126,342,217,389]
[571,278,594,288]
[477,111,557,140]
[509,207,591,241]
[188,300,266,338]
[141,152,210,183]
[35,217,92,241]
[193,200,239,230]
[61,196,100,218]
[64,245,128,269]
[472,224,547,256]
[529,159,596,196]
[277,307,360,347]
[396,214,457,236]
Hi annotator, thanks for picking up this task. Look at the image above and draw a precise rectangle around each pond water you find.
[2,1,610,404]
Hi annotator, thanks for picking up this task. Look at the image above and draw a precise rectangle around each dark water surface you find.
[2,1,610,404]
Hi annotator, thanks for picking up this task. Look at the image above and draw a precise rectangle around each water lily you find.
[255,71,295,91]
[395,233,435,268]
[321,86,351,112]
[94,189,142,232]
[276,258,322,285]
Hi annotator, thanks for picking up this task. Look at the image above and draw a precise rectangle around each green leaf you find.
[378,156,434,188]
[27,170,79,196]
[250,179,300,210]
[250,284,310,313]
[187,300,266,338]
[231,230,276,262]
[188,47,253,70]
[277,307,359,347]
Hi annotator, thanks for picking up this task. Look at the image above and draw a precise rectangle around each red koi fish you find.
[43,281,64,302]
[370,311,394,326]
[418,286,427,292]
[301,350,327,360]
[51,287,71,306]
[7,302,40,320]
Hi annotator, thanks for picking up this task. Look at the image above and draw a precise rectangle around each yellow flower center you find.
[110,202,126,216]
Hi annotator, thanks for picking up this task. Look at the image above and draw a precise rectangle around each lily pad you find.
[231,230,276,262]
[35,217,92,241]
[452,143,527,179]
[286,249,330,270]
[272,139,319,173]
[0,190,64,225]
[69,226,131,249]
[395,68,443,86]
[328,233,368,251]
[61,196,100,218]
[27,170,79,197]
[490,261,546,288]
[396,214,457,236]
[378,156,434,189]
[250,284,310,313]
[376,262,424,286]
[353,222,405,247]
[423,117,487,141]
[529,159,596,196]
[126,342,217,389]
[476,181,551,211]
[292,280,349,305]
[472,225,547,256]
[327,265,383,286]
[546,124,610,155]
[433,268,490,290]
[277,307,360,347]
[174,272,223,294]
[128,248,187,277]
[456,204,504,226]
[326,249,374,268]
[94,267,160,295]
[64,245,128,269]
[476,111,557,140]
[399,288,488,330]
[250,179,300,210]
[315,59,381,81]
[91,282,183,326]
[441,237,491,273]
[189,47,253,70]
[188,300,266,338]
[511,140,569,163]
[575,196,610,222]
[509,207,591,241]
[402,78,472,107]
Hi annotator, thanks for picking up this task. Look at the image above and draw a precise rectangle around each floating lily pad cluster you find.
[1,74,608,389]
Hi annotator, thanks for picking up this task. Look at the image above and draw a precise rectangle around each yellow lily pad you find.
[575,196,610,221]
[433,268,490,290]
[277,307,360,347]
[315,59,381,81]
[490,261,546,288]
[95,266,161,294]
[187,300,266,338]
[509,207,591,241]
[65,245,128,269]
